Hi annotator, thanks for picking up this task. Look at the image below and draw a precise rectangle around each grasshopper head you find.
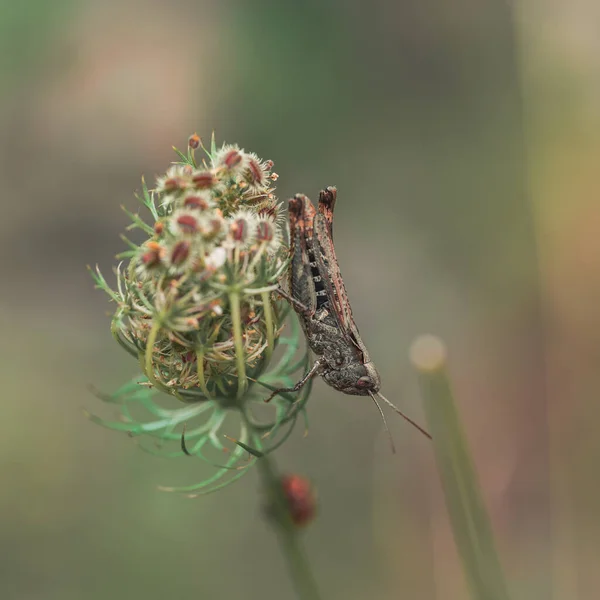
[324,360,381,396]
[353,361,381,395]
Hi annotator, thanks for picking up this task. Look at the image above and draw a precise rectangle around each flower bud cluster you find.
[94,135,287,400]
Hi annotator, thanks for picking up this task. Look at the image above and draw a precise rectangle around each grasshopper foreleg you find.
[264,359,322,403]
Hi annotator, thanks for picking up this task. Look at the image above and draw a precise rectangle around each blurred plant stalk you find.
[259,457,322,600]
[412,335,512,600]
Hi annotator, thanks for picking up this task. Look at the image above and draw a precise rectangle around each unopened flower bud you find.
[256,220,274,242]
[192,171,217,190]
[172,211,200,235]
[164,177,184,192]
[223,149,242,169]
[228,210,257,248]
[247,157,266,186]
[183,193,211,211]
[170,240,191,265]
[213,144,248,175]
[281,474,317,527]
[232,219,248,242]
[141,242,164,267]
[188,133,201,149]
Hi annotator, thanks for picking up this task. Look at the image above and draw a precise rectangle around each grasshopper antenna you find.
[376,391,432,440]
[369,392,396,453]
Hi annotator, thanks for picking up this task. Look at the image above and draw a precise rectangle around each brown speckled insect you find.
[266,186,431,449]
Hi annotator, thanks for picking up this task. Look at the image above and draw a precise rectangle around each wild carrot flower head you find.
[89,134,311,495]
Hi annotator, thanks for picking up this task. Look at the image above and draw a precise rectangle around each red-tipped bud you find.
[141,242,164,267]
[256,220,274,242]
[184,195,210,210]
[154,221,164,235]
[176,214,199,234]
[192,171,217,189]
[281,474,316,527]
[223,149,242,169]
[188,133,201,149]
[247,158,265,185]
[171,240,191,265]
[163,177,185,192]
[231,218,248,242]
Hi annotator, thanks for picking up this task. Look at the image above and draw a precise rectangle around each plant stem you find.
[250,430,323,600]
[411,335,511,600]
[232,292,320,599]
[144,320,161,389]
[194,347,212,398]
[229,291,248,399]
[261,290,275,365]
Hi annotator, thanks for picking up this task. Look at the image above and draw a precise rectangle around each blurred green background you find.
[2,0,599,598]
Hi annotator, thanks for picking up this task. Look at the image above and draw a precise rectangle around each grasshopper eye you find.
[356,376,373,389]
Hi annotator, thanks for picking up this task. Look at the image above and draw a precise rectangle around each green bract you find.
[89,134,310,494]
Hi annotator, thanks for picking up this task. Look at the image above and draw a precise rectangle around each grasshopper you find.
[266,186,431,448]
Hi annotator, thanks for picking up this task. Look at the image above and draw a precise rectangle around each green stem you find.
[261,291,275,365]
[144,320,162,389]
[229,291,248,399]
[412,335,511,600]
[142,318,178,397]
[195,347,212,398]
[247,423,322,600]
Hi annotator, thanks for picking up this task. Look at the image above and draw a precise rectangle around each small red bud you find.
[184,195,210,210]
[163,177,187,192]
[231,218,248,242]
[247,158,265,184]
[256,220,274,242]
[171,240,191,265]
[154,221,164,235]
[192,171,217,189]
[176,214,199,233]
[188,133,201,149]
[141,242,164,267]
[281,474,316,527]
[223,149,242,169]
